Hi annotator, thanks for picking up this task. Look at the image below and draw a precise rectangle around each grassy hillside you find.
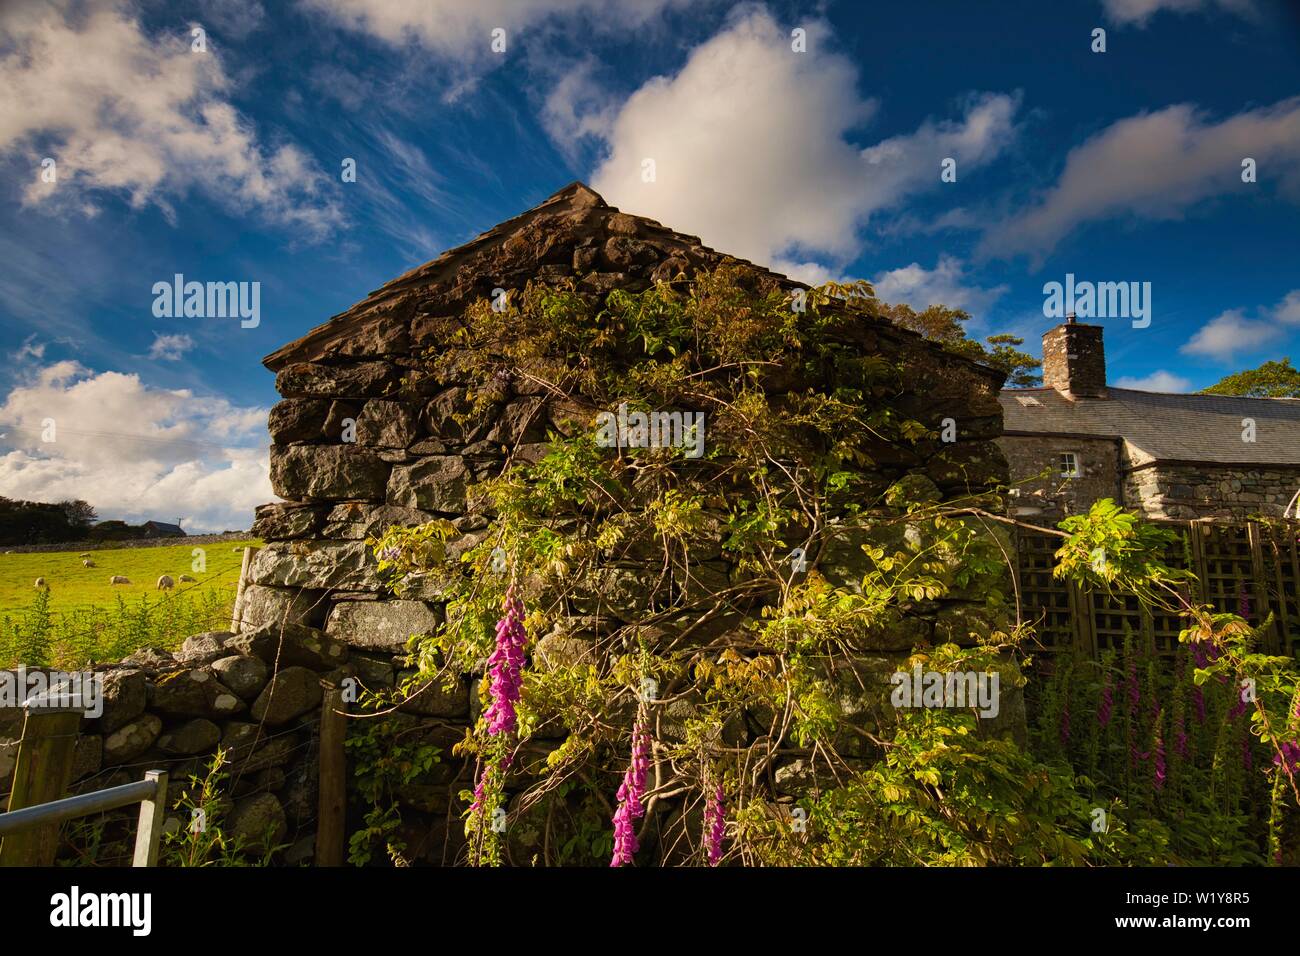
[0,539,260,668]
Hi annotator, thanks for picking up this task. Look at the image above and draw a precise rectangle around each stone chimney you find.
[1042,316,1106,398]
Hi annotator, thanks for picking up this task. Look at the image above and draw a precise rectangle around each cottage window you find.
[1058,452,1080,478]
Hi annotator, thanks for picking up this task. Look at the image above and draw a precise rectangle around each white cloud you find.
[0,1,342,238]
[541,58,618,163]
[872,255,1008,313]
[0,363,270,533]
[587,10,1018,274]
[1101,0,1255,27]
[13,336,45,363]
[1272,289,1300,324]
[302,0,693,55]
[1181,309,1282,361]
[148,333,196,361]
[1114,369,1193,392]
[982,99,1300,262]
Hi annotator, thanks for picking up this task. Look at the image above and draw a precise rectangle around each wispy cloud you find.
[1115,369,1193,392]
[1101,0,1256,27]
[0,2,343,239]
[872,255,1008,314]
[148,333,196,361]
[1182,308,1282,360]
[982,98,1300,263]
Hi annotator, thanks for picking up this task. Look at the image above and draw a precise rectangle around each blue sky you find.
[1,0,1299,530]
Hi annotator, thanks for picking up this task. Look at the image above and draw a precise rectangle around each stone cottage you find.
[998,318,1300,521]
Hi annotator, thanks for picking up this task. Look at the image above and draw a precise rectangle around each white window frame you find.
[1058,452,1081,479]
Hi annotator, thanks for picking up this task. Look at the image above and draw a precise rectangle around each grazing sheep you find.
[82,558,95,568]
[79,553,92,559]
[110,575,131,585]
[156,575,175,590]
[179,573,197,583]
[34,577,46,588]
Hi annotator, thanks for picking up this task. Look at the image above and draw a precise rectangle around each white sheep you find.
[110,575,131,585]
[34,577,47,588]
[82,558,95,568]
[156,575,175,590]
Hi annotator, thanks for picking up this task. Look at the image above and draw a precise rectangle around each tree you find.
[883,302,1042,387]
[1200,358,1300,398]
[59,499,97,529]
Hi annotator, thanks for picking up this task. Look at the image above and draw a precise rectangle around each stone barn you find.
[244,182,1011,647]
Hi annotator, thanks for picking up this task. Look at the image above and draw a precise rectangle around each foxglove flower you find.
[704,783,726,867]
[1059,697,1071,746]
[611,724,650,867]
[1273,740,1300,774]
[1097,680,1113,728]
[483,585,527,737]
[1153,729,1166,791]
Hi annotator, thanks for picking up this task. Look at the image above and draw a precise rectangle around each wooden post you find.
[0,704,80,866]
[1246,522,1281,654]
[132,770,169,867]
[230,545,260,633]
[316,681,347,867]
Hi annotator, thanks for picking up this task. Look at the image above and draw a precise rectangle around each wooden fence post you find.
[316,681,347,867]
[230,545,260,633]
[132,770,169,867]
[0,704,80,866]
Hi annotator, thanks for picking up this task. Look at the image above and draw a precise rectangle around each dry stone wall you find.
[0,623,350,865]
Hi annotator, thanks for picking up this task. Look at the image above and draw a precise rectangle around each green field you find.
[0,539,260,668]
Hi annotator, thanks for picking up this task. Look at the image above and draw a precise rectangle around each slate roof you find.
[1000,387,1300,466]
[262,182,801,371]
[263,182,1004,388]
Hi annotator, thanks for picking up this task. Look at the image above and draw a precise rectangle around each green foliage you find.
[160,748,288,867]
[345,700,444,867]
[357,272,1295,868]
[1200,357,1300,398]
[882,302,1042,387]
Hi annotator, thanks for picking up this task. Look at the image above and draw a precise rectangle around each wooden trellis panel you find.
[1012,529,1079,654]
[1014,519,1300,661]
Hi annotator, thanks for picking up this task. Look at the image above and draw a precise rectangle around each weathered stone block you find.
[104,713,162,764]
[212,655,269,699]
[275,361,398,399]
[325,599,443,652]
[251,667,323,725]
[356,400,421,448]
[226,621,349,671]
[251,503,328,540]
[387,456,470,512]
[248,541,380,592]
[269,445,390,500]
[267,398,330,444]
[148,669,245,719]
[232,583,325,632]
[93,669,148,733]
[158,718,221,755]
